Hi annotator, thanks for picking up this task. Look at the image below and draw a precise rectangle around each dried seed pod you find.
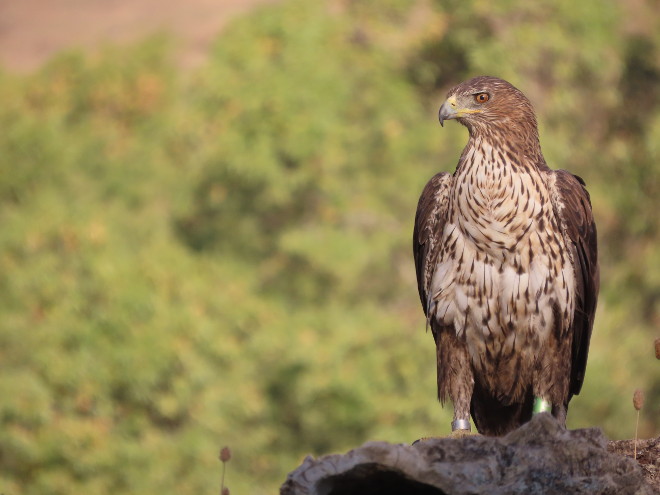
[655,337,660,360]
[219,446,232,463]
[633,389,644,411]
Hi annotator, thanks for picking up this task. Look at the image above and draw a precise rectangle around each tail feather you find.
[470,379,534,436]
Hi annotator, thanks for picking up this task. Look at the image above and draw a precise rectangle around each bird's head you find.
[438,76,537,136]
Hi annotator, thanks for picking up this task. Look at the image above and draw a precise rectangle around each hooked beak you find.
[438,97,458,127]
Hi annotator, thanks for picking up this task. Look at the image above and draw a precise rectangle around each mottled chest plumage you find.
[429,141,576,400]
[451,140,547,257]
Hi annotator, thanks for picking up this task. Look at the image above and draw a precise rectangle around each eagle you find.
[413,76,599,436]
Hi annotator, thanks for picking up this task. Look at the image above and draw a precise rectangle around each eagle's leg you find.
[435,327,473,432]
[531,395,568,427]
[533,317,571,427]
[552,403,567,426]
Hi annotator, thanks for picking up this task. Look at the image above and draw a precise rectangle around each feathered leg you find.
[533,306,571,427]
[551,403,567,425]
[435,326,474,432]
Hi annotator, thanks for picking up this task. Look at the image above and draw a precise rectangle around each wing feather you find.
[412,172,452,315]
[549,170,599,396]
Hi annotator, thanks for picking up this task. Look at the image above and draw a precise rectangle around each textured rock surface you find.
[281,414,656,495]
[608,436,660,493]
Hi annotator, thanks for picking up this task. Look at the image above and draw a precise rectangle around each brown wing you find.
[412,172,452,316]
[549,170,599,397]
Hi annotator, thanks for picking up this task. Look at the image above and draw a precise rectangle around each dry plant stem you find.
[634,410,640,460]
[219,446,231,494]
[632,389,644,461]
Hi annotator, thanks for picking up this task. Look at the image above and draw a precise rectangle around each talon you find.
[412,437,432,445]
[413,428,478,444]
[450,429,476,439]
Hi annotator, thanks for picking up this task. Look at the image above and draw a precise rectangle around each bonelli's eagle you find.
[413,76,599,435]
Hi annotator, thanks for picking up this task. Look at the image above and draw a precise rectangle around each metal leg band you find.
[533,397,552,414]
[451,419,471,431]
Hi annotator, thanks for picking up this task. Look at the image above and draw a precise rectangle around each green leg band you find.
[533,397,551,414]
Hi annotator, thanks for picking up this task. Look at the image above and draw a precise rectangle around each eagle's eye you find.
[474,93,490,104]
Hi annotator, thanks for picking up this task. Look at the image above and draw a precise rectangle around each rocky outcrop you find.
[281,414,657,494]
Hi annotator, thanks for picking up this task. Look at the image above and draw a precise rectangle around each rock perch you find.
[281,414,656,494]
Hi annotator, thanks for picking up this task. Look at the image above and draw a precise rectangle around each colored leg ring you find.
[451,419,471,431]
[533,397,552,414]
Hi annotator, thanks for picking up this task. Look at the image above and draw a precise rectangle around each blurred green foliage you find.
[0,0,659,493]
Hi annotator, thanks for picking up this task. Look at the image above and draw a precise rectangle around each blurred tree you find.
[0,0,658,493]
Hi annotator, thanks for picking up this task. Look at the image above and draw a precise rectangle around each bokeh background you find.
[0,0,658,493]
